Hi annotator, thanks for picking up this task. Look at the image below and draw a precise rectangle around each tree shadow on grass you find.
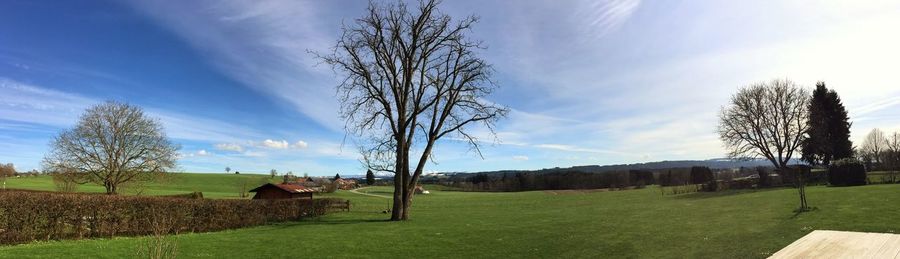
[304,218,391,225]
[788,207,819,219]
[272,218,391,229]
[671,187,790,200]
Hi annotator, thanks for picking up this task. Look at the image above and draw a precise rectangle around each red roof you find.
[249,183,317,193]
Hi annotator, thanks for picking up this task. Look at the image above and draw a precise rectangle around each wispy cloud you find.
[533,144,625,155]
[0,78,94,126]
[578,0,641,39]
[214,143,244,152]
[128,0,342,131]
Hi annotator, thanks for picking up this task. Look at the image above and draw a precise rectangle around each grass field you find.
[0,173,899,258]
[868,171,900,184]
[2,173,279,198]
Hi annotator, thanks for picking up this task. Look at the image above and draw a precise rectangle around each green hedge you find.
[0,191,344,245]
[828,158,867,186]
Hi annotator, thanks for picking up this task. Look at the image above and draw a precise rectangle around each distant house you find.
[249,183,315,199]
[334,179,359,190]
[414,185,429,194]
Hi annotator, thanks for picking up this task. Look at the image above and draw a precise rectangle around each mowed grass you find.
[2,173,279,198]
[0,177,899,258]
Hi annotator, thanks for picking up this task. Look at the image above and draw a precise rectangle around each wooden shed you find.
[249,183,315,200]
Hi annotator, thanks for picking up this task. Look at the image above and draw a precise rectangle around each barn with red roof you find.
[249,183,316,199]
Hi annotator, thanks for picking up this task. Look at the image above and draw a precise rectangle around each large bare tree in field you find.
[318,0,507,221]
[43,101,178,194]
[718,79,810,169]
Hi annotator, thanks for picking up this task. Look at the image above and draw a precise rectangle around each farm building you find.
[249,183,316,200]
[334,178,359,190]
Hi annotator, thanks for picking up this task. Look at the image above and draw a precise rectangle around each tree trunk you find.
[104,181,116,195]
[391,180,403,220]
[401,194,411,220]
[401,181,414,220]
[390,144,405,221]
[795,168,808,211]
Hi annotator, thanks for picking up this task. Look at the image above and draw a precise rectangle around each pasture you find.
[0,173,899,258]
[2,173,278,198]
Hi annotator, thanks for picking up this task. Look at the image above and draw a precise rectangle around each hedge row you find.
[0,191,345,245]
[829,158,867,186]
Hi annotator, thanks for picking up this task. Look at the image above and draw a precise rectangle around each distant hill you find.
[446,158,803,176]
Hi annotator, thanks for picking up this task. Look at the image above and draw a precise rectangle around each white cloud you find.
[292,140,309,149]
[261,139,290,149]
[214,143,244,152]
[242,151,266,157]
[512,155,529,161]
[181,149,212,158]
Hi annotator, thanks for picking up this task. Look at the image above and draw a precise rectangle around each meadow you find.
[0,173,898,258]
[2,173,279,198]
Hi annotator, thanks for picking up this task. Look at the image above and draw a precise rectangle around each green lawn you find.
[2,173,280,198]
[868,171,900,184]
[0,176,899,258]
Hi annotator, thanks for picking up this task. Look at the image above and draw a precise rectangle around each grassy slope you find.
[0,181,898,258]
[2,173,279,198]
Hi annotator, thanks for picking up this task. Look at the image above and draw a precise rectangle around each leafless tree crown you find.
[860,128,887,163]
[316,0,507,220]
[43,101,178,194]
[718,79,810,168]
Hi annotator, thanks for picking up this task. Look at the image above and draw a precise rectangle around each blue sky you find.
[2,1,899,175]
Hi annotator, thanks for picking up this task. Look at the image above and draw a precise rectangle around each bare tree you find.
[888,132,900,155]
[0,163,15,189]
[882,132,900,181]
[887,132,900,169]
[318,0,507,220]
[269,169,278,179]
[43,101,179,194]
[859,128,887,167]
[225,166,231,174]
[51,168,80,192]
[718,79,810,169]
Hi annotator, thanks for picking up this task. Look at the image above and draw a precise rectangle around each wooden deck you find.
[770,230,900,258]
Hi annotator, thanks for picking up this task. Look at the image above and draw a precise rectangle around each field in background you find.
[1,173,280,198]
[0,173,898,258]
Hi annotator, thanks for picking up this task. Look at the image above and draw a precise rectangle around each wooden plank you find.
[770,230,900,259]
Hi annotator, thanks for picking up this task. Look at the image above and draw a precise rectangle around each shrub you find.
[728,177,758,189]
[159,192,204,199]
[756,167,771,187]
[51,171,80,192]
[689,166,714,185]
[701,180,719,192]
[0,191,344,245]
[828,158,867,186]
[324,182,338,193]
